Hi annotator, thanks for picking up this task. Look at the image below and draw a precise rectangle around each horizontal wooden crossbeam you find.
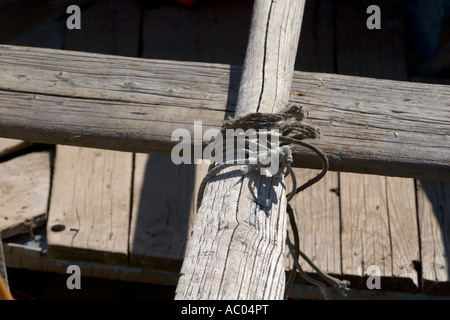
[0,45,449,180]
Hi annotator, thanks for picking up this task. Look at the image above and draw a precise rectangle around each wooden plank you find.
[129,153,205,271]
[0,152,50,239]
[340,173,391,283]
[46,146,132,265]
[417,180,450,295]
[386,177,420,286]
[0,45,449,180]
[0,138,32,158]
[285,169,341,275]
[284,0,342,289]
[4,238,447,300]
[46,0,140,265]
[175,0,305,300]
[128,1,246,272]
[340,174,418,291]
[3,236,179,287]
[412,76,450,295]
[337,0,420,292]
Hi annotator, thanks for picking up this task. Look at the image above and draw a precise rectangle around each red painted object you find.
[176,0,199,6]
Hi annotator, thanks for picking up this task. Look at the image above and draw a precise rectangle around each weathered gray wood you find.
[283,0,342,291]
[129,153,203,271]
[417,180,450,295]
[0,45,449,180]
[3,238,180,287]
[337,1,420,292]
[46,0,140,266]
[0,151,51,239]
[285,169,341,275]
[175,0,306,300]
[235,0,304,115]
[47,146,133,265]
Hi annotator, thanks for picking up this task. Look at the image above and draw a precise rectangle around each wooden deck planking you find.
[129,1,252,272]
[47,146,132,264]
[46,0,140,264]
[0,152,51,239]
[286,169,341,276]
[129,154,199,271]
[284,0,342,286]
[336,1,420,291]
[386,177,420,285]
[340,174,392,281]
[0,0,61,257]
[410,75,450,294]
[417,180,450,295]
[0,0,447,298]
[3,236,179,287]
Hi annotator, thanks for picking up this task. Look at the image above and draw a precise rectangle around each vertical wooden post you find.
[175,0,305,300]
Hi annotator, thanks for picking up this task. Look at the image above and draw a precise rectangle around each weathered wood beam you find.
[0,45,449,180]
[175,0,305,299]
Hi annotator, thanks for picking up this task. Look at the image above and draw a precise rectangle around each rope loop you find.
[196,103,350,299]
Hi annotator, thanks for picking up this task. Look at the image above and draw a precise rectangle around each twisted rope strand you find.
[195,106,350,299]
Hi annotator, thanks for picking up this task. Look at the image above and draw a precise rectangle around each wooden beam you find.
[0,45,449,180]
[175,0,305,299]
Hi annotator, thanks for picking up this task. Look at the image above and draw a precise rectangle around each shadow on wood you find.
[417,180,450,296]
[129,154,196,272]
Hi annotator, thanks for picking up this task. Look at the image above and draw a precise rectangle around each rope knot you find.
[196,103,347,299]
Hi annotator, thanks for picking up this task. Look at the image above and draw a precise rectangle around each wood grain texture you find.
[46,146,132,265]
[235,0,305,115]
[45,0,140,265]
[283,0,342,292]
[0,44,449,179]
[176,169,289,299]
[0,152,50,239]
[285,169,341,275]
[417,180,450,295]
[129,154,203,271]
[340,174,419,290]
[385,177,420,285]
[337,1,420,292]
[175,0,306,300]
[340,173,391,276]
